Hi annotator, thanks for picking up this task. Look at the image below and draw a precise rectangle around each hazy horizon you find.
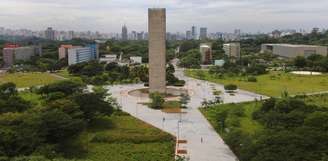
[1,0,327,33]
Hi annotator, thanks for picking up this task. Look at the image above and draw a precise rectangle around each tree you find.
[224,84,238,91]
[38,80,84,96]
[294,56,307,68]
[149,92,165,109]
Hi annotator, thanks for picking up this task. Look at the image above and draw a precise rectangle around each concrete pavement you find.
[106,67,266,161]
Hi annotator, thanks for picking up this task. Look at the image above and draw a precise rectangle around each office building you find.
[199,27,208,40]
[192,26,197,40]
[148,8,166,93]
[122,25,128,41]
[2,46,42,67]
[261,44,328,58]
[223,43,241,59]
[200,43,212,64]
[58,45,74,60]
[45,27,55,40]
[67,44,99,65]
[186,30,192,40]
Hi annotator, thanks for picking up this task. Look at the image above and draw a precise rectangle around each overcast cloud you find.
[0,0,327,33]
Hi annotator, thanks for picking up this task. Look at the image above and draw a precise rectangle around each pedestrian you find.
[201,137,203,143]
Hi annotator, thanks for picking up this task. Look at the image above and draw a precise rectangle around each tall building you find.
[199,27,208,40]
[122,25,128,41]
[45,27,55,40]
[186,31,192,40]
[234,29,241,41]
[200,43,212,64]
[192,26,197,40]
[223,43,241,60]
[2,46,42,67]
[148,8,166,93]
[67,44,99,65]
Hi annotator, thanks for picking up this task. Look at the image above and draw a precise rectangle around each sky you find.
[0,0,327,33]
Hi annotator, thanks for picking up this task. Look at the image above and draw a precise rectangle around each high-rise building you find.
[186,30,192,40]
[192,26,197,40]
[234,29,241,41]
[137,32,144,40]
[223,43,241,60]
[131,31,137,40]
[199,27,208,40]
[45,27,55,40]
[200,43,212,64]
[2,46,42,67]
[122,25,128,41]
[148,8,166,93]
[67,44,99,65]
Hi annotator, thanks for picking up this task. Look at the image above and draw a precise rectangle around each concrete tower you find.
[148,8,166,93]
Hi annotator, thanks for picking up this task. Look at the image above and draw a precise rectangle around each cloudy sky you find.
[0,0,327,33]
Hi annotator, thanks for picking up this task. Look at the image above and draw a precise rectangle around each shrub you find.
[149,92,165,109]
[224,84,238,91]
[247,76,257,82]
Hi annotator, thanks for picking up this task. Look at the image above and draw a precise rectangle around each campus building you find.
[223,43,241,60]
[261,44,328,58]
[67,44,99,65]
[2,45,42,67]
[99,54,117,64]
[148,8,166,93]
[199,27,208,40]
[200,43,213,64]
[58,45,74,60]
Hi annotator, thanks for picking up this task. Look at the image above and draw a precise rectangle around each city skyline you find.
[1,0,327,33]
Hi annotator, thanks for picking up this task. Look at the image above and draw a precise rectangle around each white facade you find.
[200,43,212,64]
[130,56,142,64]
[261,44,328,58]
[68,47,94,65]
[100,55,117,64]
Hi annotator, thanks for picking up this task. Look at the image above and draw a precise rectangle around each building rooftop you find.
[263,43,325,48]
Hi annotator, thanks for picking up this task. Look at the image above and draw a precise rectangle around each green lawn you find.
[72,114,175,161]
[200,102,263,136]
[56,69,80,80]
[186,70,328,97]
[0,72,62,88]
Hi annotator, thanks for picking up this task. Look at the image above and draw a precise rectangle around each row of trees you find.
[294,54,328,72]
[0,81,118,159]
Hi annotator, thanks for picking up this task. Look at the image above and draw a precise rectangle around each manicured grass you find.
[186,70,328,97]
[56,69,80,80]
[73,114,175,161]
[0,72,61,88]
[200,102,263,136]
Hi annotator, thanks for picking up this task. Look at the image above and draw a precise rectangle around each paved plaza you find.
[106,66,266,161]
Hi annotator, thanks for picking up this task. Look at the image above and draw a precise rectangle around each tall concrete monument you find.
[148,8,166,93]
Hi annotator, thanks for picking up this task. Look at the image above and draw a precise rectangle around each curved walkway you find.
[106,67,266,161]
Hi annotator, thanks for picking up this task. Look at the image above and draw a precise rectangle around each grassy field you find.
[200,102,263,136]
[56,69,80,80]
[73,114,175,161]
[0,72,62,88]
[186,70,328,97]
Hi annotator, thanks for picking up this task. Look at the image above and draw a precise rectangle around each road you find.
[106,63,266,161]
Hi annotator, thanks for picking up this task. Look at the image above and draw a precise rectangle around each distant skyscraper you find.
[137,32,144,40]
[132,31,137,40]
[192,26,197,40]
[234,29,241,41]
[186,30,192,40]
[199,27,208,40]
[45,27,55,40]
[121,25,128,41]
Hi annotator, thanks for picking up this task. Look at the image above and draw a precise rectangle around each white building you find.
[68,45,98,65]
[130,56,142,64]
[223,43,241,59]
[200,43,212,64]
[100,55,117,64]
[261,44,328,58]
